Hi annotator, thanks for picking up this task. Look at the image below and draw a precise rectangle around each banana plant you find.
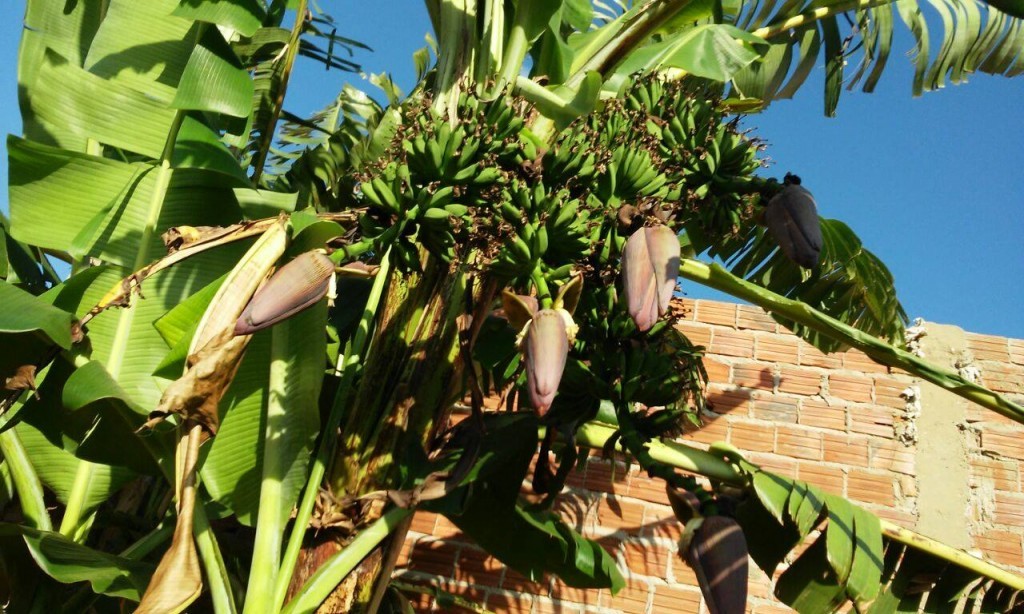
[1,0,1023,613]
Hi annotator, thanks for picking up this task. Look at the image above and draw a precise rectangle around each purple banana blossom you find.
[621,225,681,331]
[685,516,749,614]
[234,251,335,335]
[523,309,570,415]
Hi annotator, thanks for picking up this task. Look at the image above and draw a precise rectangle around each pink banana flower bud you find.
[683,516,749,614]
[621,225,680,332]
[234,251,335,335]
[522,309,572,416]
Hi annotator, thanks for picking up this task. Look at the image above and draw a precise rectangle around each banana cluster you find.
[487,181,590,281]
[626,78,762,236]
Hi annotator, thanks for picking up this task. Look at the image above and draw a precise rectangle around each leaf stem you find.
[677,259,1024,424]
[252,0,307,185]
[271,249,393,610]
[574,420,1024,591]
[751,0,896,40]
[0,428,52,530]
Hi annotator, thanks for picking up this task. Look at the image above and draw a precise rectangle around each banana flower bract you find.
[621,225,681,331]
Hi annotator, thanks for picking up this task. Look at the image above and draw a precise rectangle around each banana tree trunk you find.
[286,253,490,611]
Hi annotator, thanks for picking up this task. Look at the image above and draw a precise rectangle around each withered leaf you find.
[143,330,250,438]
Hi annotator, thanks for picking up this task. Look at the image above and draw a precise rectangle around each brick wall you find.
[393,299,1024,613]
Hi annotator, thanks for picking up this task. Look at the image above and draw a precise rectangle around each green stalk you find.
[271,250,394,610]
[280,506,413,614]
[244,324,298,614]
[475,0,505,84]
[252,0,306,185]
[58,110,188,541]
[432,0,477,118]
[194,501,239,614]
[677,259,1024,424]
[751,0,896,40]
[58,461,98,541]
[565,0,692,88]
[492,17,531,95]
[575,420,1024,591]
[0,428,52,530]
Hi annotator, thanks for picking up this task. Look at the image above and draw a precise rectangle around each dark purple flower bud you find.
[765,174,823,269]
[234,251,334,335]
[622,225,681,331]
[685,516,749,614]
[523,309,570,415]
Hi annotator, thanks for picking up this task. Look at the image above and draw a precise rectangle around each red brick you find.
[842,349,889,374]
[623,540,671,579]
[434,516,463,540]
[729,420,775,453]
[823,433,870,467]
[675,322,712,348]
[706,386,752,415]
[534,597,585,614]
[798,462,845,493]
[733,364,774,389]
[995,492,1024,526]
[651,584,702,612]
[627,472,671,504]
[737,305,777,332]
[828,373,874,403]
[747,452,798,476]
[775,425,823,461]
[703,357,731,384]
[695,300,737,327]
[550,580,602,606]
[455,547,505,587]
[873,507,916,527]
[1010,339,1024,366]
[487,590,535,613]
[501,566,548,595]
[709,329,755,358]
[410,511,439,535]
[407,540,459,577]
[584,459,629,495]
[850,406,895,438]
[874,377,911,409]
[975,530,1023,567]
[596,496,645,533]
[979,363,1024,394]
[801,343,843,369]
[756,335,800,364]
[869,439,916,475]
[753,395,799,423]
[970,455,1020,492]
[669,554,700,587]
[643,504,683,541]
[982,431,1024,460]
[601,579,651,614]
[967,333,1011,362]
[779,366,822,395]
[673,298,697,320]
[800,399,847,431]
[847,469,895,506]
[682,415,730,445]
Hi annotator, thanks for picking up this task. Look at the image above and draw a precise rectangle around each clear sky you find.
[2,2,1022,340]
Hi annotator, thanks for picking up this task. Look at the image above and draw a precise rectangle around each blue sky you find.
[2,2,1022,339]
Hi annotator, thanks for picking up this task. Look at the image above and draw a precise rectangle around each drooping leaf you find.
[426,414,625,591]
[617,24,768,81]
[0,281,75,349]
[0,523,152,600]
